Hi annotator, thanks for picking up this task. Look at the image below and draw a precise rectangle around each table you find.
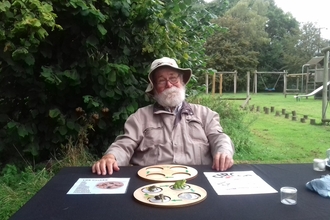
[10,164,330,220]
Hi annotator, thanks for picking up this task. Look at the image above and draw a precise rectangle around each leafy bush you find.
[0,0,219,165]
[188,95,252,154]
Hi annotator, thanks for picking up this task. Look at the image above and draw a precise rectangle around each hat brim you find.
[145,65,192,94]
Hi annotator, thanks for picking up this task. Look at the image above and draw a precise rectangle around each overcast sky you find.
[274,0,330,40]
[204,0,330,40]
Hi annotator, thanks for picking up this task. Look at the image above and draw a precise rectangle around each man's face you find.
[153,67,183,94]
[153,67,186,108]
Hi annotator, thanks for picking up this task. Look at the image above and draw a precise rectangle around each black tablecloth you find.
[9,164,330,220]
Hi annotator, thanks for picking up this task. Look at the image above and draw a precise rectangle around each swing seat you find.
[265,88,275,91]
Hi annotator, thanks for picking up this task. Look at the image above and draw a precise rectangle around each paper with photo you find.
[204,171,277,195]
[67,178,130,194]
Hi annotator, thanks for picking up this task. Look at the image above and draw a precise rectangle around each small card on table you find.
[204,171,277,195]
[67,178,130,194]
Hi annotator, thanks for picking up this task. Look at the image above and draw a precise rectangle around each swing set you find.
[260,74,282,91]
[253,71,285,93]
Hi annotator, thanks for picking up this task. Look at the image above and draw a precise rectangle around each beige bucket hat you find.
[145,57,192,94]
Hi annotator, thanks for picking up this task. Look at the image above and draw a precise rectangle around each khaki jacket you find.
[105,101,235,166]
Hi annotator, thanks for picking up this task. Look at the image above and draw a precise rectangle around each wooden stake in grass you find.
[265,108,269,114]
[292,116,297,121]
[310,119,316,125]
[275,111,280,116]
[285,113,289,119]
[271,106,275,113]
[300,118,306,123]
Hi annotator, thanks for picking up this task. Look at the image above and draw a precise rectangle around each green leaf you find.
[74,123,80,132]
[12,47,28,60]
[36,28,48,39]
[179,3,186,10]
[24,53,35,65]
[106,90,114,97]
[86,35,99,48]
[25,143,39,156]
[41,66,51,78]
[91,101,100,108]
[27,18,41,27]
[7,121,18,129]
[66,121,75,130]
[98,75,104,85]
[109,73,116,82]
[97,24,107,35]
[114,88,122,95]
[127,104,134,113]
[18,125,29,137]
[132,101,138,110]
[112,112,120,120]
[123,46,130,55]
[58,126,67,135]
[63,70,80,85]
[26,125,34,134]
[100,90,106,98]
[0,1,11,12]
[83,95,92,103]
[121,8,129,17]
[57,115,65,125]
[49,109,61,118]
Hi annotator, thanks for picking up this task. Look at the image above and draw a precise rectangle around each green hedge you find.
[0,0,219,165]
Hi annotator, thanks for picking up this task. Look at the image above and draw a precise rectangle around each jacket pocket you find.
[136,126,165,165]
[187,119,208,142]
[142,126,164,146]
[186,119,210,165]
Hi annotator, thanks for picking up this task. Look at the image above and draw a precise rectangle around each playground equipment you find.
[321,46,329,123]
[259,73,282,91]
[252,71,286,93]
[294,81,330,99]
[285,56,330,99]
[283,73,304,97]
[295,47,330,124]
[301,56,328,96]
[205,71,251,107]
[205,71,238,95]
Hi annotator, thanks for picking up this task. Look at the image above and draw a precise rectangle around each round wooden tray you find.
[133,182,207,207]
[137,164,198,182]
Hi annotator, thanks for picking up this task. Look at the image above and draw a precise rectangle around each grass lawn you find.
[217,92,330,164]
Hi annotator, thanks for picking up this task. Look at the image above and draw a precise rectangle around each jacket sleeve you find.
[104,112,143,166]
[203,108,235,157]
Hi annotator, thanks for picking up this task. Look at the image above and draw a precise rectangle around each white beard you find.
[154,86,186,108]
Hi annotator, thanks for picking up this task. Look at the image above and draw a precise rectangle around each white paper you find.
[67,178,130,194]
[204,171,278,195]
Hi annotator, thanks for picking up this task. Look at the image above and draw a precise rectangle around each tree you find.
[205,0,270,91]
[0,0,217,165]
[258,0,300,72]
[205,0,239,17]
[281,22,329,73]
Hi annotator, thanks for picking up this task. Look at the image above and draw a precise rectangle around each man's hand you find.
[212,152,234,171]
[92,154,120,175]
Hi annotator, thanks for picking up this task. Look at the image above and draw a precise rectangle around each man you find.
[92,57,235,175]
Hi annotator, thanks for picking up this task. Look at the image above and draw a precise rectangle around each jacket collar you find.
[153,101,194,116]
